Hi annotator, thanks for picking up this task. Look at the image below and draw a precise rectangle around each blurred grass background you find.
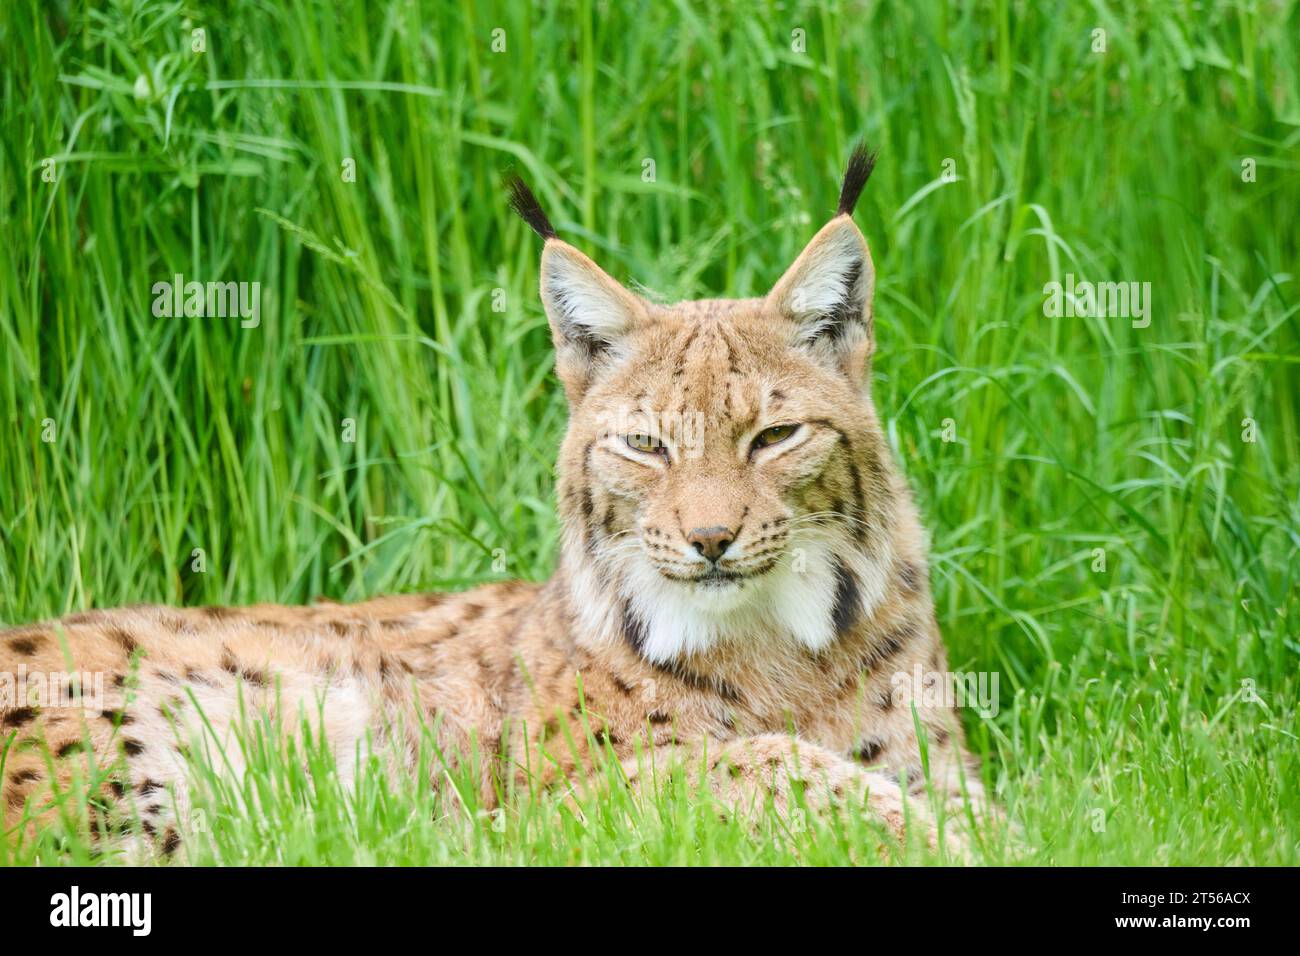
[1,0,1298,863]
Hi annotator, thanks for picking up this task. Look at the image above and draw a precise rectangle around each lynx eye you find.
[625,432,666,457]
[751,423,799,451]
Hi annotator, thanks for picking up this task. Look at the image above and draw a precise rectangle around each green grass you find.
[1,0,1298,865]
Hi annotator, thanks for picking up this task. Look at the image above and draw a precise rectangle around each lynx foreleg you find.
[620,733,936,849]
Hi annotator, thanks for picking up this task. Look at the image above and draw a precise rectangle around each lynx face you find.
[512,148,900,663]
[576,305,868,589]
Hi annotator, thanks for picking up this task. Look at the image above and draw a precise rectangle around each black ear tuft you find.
[836,142,877,217]
[505,173,558,240]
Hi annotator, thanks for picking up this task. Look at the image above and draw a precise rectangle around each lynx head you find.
[510,145,907,664]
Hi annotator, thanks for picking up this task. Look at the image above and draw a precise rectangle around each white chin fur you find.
[619,533,892,664]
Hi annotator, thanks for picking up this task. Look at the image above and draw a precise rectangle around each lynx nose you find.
[687,526,734,562]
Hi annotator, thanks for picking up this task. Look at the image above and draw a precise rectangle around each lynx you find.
[1,145,985,857]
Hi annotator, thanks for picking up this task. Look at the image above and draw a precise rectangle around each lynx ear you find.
[538,240,645,360]
[767,216,876,376]
[507,174,648,400]
[767,144,877,380]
